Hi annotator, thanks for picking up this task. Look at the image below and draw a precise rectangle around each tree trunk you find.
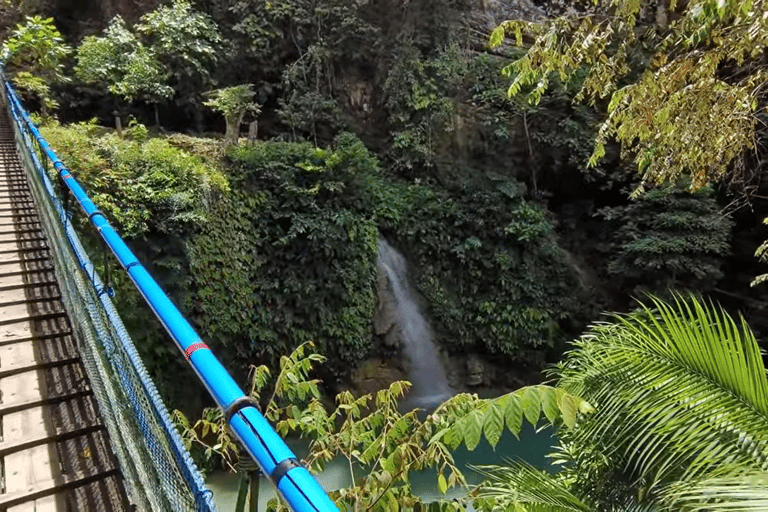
[225,112,246,145]
[248,121,258,145]
[154,103,160,127]
[225,118,238,145]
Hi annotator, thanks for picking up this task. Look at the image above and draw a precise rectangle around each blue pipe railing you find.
[1,75,339,512]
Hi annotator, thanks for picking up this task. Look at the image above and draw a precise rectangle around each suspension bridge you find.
[0,68,339,512]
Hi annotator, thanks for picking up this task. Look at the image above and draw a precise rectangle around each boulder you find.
[348,358,408,398]
[467,355,485,386]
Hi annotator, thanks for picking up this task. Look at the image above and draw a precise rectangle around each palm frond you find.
[557,293,768,494]
[472,460,593,512]
[662,467,768,511]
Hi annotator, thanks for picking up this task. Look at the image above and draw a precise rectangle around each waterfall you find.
[377,238,453,409]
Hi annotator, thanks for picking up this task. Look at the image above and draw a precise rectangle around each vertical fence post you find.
[235,457,260,512]
[249,470,260,512]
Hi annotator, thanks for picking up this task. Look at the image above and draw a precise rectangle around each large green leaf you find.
[558,293,768,503]
[473,460,593,512]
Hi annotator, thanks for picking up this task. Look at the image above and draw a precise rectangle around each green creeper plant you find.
[204,85,261,145]
[172,342,593,512]
[2,15,71,116]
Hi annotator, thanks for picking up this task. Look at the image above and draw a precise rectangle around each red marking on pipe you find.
[185,342,209,361]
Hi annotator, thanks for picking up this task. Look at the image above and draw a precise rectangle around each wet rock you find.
[374,262,402,350]
[467,355,485,386]
[347,358,408,398]
[373,263,398,335]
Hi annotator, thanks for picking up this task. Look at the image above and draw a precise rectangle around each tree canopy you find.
[1,15,70,115]
[74,16,173,114]
[490,0,768,193]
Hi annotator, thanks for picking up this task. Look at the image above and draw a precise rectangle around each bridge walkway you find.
[0,111,130,511]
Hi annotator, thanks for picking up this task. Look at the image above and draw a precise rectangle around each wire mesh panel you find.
[1,77,216,511]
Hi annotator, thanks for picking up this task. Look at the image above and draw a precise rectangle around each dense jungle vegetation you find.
[3,0,768,509]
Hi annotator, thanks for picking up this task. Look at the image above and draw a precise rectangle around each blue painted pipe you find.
[1,75,340,512]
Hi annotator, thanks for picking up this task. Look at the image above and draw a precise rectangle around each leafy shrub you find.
[40,120,228,237]
[39,120,231,406]
[598,184,733,291]
[2,15,71,115]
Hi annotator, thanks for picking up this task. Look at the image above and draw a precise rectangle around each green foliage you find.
[598,184,733,291]
[490,0,768,191]
[278,78,343,144]
[173,342,593,510]
[384,44,462,170]
[40,120,230,407]
[10,70,58,113]
[74,16,174,112]
[382,173,583,361]
[204,85,260,120]
[475,293,768,511]
[135,0,223,100]
[75,1,222,111]
[186,134,383,369]
[2,15,70,79]
[2,15,71,115]
[204,84,260,144]
[40,120,228,237]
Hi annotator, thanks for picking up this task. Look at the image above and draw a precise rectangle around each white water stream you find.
[377,238,454,409]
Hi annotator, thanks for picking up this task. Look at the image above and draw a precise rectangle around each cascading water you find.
[378,238,453,410]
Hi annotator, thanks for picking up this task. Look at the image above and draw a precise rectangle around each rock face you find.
[373,261,401,348]
[346,358,408,398]
[466,354,485,386]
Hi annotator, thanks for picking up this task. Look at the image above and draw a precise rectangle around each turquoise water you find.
[205,422,556,510]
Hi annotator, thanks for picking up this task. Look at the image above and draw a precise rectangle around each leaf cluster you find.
[74,16,174,105]
[475,293,768,511]
[74,1,223,106]
[40,119,228,238]
[491,0,768,190]
[2,15,71,113]
[172,342,592,511]
[186,134,384,371]
[135,0,223,95]
[204,84,260,120]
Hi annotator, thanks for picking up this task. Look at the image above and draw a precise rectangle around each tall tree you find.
[474,294,768,511]
[135,0,223,130]
[2,15,71,116]
[74,16,173,125]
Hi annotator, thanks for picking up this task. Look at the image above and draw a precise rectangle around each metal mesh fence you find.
[2,78,216,511]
